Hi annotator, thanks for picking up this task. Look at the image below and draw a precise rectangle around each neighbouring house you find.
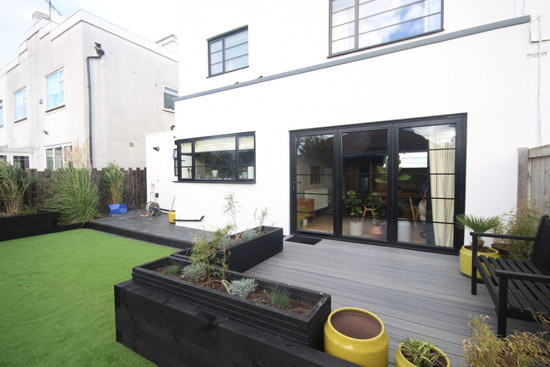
[171,0,549,253]
[0,10,179,170]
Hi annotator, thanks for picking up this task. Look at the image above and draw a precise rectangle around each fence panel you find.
[518,145,550,214]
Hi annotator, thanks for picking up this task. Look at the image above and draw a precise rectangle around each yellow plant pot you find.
[324,307,388,367]
[459,245,500,279]
[395,342,450,367]
[168,210,175,224]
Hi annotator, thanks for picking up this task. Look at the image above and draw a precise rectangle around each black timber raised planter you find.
[171,226,283,272]
[115,280,357,367]
[132,256,331,349]
[0,211,61,241]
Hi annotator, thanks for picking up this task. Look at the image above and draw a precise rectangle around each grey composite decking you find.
[244,238,541,367]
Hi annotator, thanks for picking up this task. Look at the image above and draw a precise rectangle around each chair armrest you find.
[470,232,535,242]
[494,269,550,283]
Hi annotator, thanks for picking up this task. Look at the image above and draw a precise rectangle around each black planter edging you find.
[0,211,69,241]
[115,279,357,367]
[171,226,283,272]
[87,221,194,250]
[132,256,331,349]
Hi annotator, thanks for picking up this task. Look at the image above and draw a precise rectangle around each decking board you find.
[244,238,542,366]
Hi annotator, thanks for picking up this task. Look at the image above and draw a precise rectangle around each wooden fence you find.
[518,145,550,214]
[22,167,147,211]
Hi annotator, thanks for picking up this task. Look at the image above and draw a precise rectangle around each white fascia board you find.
[50,10,178,62]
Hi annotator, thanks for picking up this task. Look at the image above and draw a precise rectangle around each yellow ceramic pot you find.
[324,307,388,367]
[459,245,500,279]
[395,342,451,367]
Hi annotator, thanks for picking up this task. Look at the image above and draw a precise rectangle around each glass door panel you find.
[398,124,456,247]
[342,129,388,239]
[295,134,334,234]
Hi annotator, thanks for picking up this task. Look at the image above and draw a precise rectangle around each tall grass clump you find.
[42,162,100,224]
[102,161,125,204]
[0,160,35,216]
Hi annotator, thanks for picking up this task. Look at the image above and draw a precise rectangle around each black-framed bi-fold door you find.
[290,114,466,253]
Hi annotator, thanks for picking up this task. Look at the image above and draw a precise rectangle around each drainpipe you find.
[86,42,105,168]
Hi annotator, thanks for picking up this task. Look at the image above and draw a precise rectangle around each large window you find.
[15,88,27,121]
[13,156,29,170]
[330,0,443,55]
[47,68,64,109]
[163,86,178,111]
[176,132,255,182]
[0,100,3,127]
[46,145,72,170]
[209,27,248,76]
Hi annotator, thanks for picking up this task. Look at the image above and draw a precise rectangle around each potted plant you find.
[366,192,387,239]
[324,307,388,367]
[344,190,363,236]
[395,336,450,367]
[102,161,126,214]
[456,214,501,278]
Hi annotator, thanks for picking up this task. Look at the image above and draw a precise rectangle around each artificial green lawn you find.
[0,229,174,367]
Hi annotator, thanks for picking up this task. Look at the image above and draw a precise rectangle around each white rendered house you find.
[0,10,178,170]
[172,0,549,253]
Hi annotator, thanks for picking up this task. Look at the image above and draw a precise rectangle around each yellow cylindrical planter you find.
[324,307,388,367]
[168,210,176,224]
[395,342,451,367]
[459,245,500,279]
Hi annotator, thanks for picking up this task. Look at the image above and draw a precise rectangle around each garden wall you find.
[22,167,147,210]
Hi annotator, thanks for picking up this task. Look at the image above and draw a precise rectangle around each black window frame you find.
[208,26,249,77]
[329,0,444,57]
[175,131,256,183]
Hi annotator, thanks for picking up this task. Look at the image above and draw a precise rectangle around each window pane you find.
[210,50,223,64]
[359,0,420,19]
[225,29,248,48]
[196,136,236,153]
[46,148,53,170]
[332,22,355,41]
[332,36,355,53]
[210,62,223,75]
[225,43,248,60]
[225,55,248,72]
[164,86,178,95]
[332,7,355,27]
[15,89,26,120]
[210,40,222,53]
[0,100,3,127]
[59,80,64,104]
[332,0,355,12]
[359,2,440,34]
[54,147,63,169]
[238,135,254,150]
[180,142,192,153]
[195,151,236,180]
[164,92,175,110]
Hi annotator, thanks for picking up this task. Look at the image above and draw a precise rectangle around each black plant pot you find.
[0,211,59,241]
[132,256,331,349]
[171,226,283,272]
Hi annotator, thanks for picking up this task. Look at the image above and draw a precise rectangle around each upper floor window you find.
[209,27,248,76]
[15,88,27,121]
[14,155,29,170]
[0,100,3,127]
[176,132,255,182]
[46,145,72,170]
[330,0,443,55]
[47,69,65,109]
[163,86,178,111]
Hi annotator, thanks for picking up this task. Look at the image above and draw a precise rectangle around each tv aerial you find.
[43,0,62,18]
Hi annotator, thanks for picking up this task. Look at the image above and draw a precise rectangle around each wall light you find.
[153,146,160,152]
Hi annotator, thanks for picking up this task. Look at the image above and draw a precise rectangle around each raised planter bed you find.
[115,279,356,367]
[171,226,283,272]
[132,256,331,349]
[0,211,60,241]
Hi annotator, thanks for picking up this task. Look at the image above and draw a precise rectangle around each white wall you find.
[174,19,544,237]
[146,130,177,210]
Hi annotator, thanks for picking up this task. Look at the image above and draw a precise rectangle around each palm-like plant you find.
[0,160,35,216]
[102,162,125,204]
[456,214,500,249]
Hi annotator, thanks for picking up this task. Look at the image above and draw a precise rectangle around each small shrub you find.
[268,288,290,308]
[218,236,236,250]
[240,228,259,241]
[229,278,257,299]
[190,224,233,282]
[164,264,180,275]
[0,160,35,216]
[400,336,443,367]
[182,263,207,281]
[102,161,125,204]
[42,163,100,225]
[463,314,550,367]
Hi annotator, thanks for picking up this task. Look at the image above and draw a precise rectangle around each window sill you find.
[175,179,256,184]
[46,104,66,113]
[208,65,249,78]
[14,117,27,123]
[163,108,175,113]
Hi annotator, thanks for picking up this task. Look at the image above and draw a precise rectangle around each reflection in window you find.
[164,86,178,111]
[209,27,248,76]
[15,88,27,120]
[331,0,443,54]
[46,145,72,170]
[176,132,255,182]
[47,69,64,109]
